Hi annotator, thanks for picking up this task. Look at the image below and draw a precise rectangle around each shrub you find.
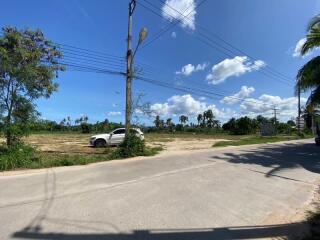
[0,142,38,171]
[80,123,91,133]
[111,134,146,158]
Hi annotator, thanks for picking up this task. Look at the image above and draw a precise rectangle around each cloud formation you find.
[206,56,266,84]
[150,94,234,119]
[220,86,255,105]
[162,0,196,30]
[107,111,121,116]
[176,62,208,76]
[240,94,307,118]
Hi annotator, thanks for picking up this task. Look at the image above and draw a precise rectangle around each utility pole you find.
[273,107,279,124]
[298,82,301,134]
[273,106,279,135]
[125,0,136,136]
[124,0,148,137]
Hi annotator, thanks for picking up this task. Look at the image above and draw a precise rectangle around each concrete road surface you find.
[0,139,319,240]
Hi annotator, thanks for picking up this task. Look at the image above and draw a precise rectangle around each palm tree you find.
[197,114,203,127]
[296,15,320,107]
[154,115,161,129]
[179,115,188,125]
[205,110,214,128]
[166,118,172,128]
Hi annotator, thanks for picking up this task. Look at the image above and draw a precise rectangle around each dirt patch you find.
[148,138,230,153]
[25,134,105,154]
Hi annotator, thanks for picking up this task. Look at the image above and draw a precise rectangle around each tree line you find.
[149,111,313,136]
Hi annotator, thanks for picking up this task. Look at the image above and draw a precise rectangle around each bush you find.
[0,143,38,171]
[111,134,147,158]
[80,123,91,133]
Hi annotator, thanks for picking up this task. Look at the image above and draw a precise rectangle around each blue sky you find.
[1,0,319,125]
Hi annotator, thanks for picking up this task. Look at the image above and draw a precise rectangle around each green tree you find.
[0,27,63,146]
[296,15,320,108]
[179,115,188,125]
[154,115,161,129]
[222,118,236,132]
[204,110,214,128]
[287,119,296,127]
[197,114,203,127]
[166,118,174,132]
[235,117,255,135]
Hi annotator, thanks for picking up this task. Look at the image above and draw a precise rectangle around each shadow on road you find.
[11,222,308,240]
[212,142,320,178]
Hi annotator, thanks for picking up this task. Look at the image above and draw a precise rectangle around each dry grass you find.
[25,133,104,155]
[0,132,301,156]
[15,132,232,155]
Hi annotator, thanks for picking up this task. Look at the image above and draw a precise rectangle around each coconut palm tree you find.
[179,115,188,125]
[296,15,320,107]
[197,114,203,127]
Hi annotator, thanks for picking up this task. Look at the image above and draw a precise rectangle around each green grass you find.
[212,135,302,147]
[0,144,163,171]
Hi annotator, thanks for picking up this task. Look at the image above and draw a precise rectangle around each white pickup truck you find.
[89,128,144,147]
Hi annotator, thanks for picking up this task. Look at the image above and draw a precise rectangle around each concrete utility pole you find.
[298,82,301,134]
[125,0,148,137]
[273,106,279,134]
[125,0,136,136]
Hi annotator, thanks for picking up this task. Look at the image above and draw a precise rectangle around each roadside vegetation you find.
[0,136,162,171]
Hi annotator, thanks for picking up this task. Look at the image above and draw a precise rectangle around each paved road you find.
[0,139,319,240]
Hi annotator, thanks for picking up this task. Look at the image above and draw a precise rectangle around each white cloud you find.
[206,56,266,85]
[150,94,234,120]
[107,111,121,116]
[220,86,255,105]
[171,31,177,38]
[240,94,307,119]
[176,62,208,76]
[162,0,196,30]
[293,38,306,58]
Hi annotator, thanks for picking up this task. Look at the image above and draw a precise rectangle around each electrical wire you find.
[139,0,294,87]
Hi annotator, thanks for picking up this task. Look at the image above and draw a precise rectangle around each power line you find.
[134,75,284,109]
[139,0,294,87]
[157,0,294,82]
[139,0,208,50]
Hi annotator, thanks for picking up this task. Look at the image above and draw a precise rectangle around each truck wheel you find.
[95,139,106,148]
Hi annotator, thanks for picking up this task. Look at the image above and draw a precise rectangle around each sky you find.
[1,0,320,125]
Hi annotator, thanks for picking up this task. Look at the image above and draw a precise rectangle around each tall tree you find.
[154,115,161,129]
[166,118,172,128]
[179,115,188,125]
[296,15,320,108]
[0,27,63,146]
[197,114,203,127]
[205,110,214,128]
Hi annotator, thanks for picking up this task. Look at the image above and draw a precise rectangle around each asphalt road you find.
[0,139,319,240]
